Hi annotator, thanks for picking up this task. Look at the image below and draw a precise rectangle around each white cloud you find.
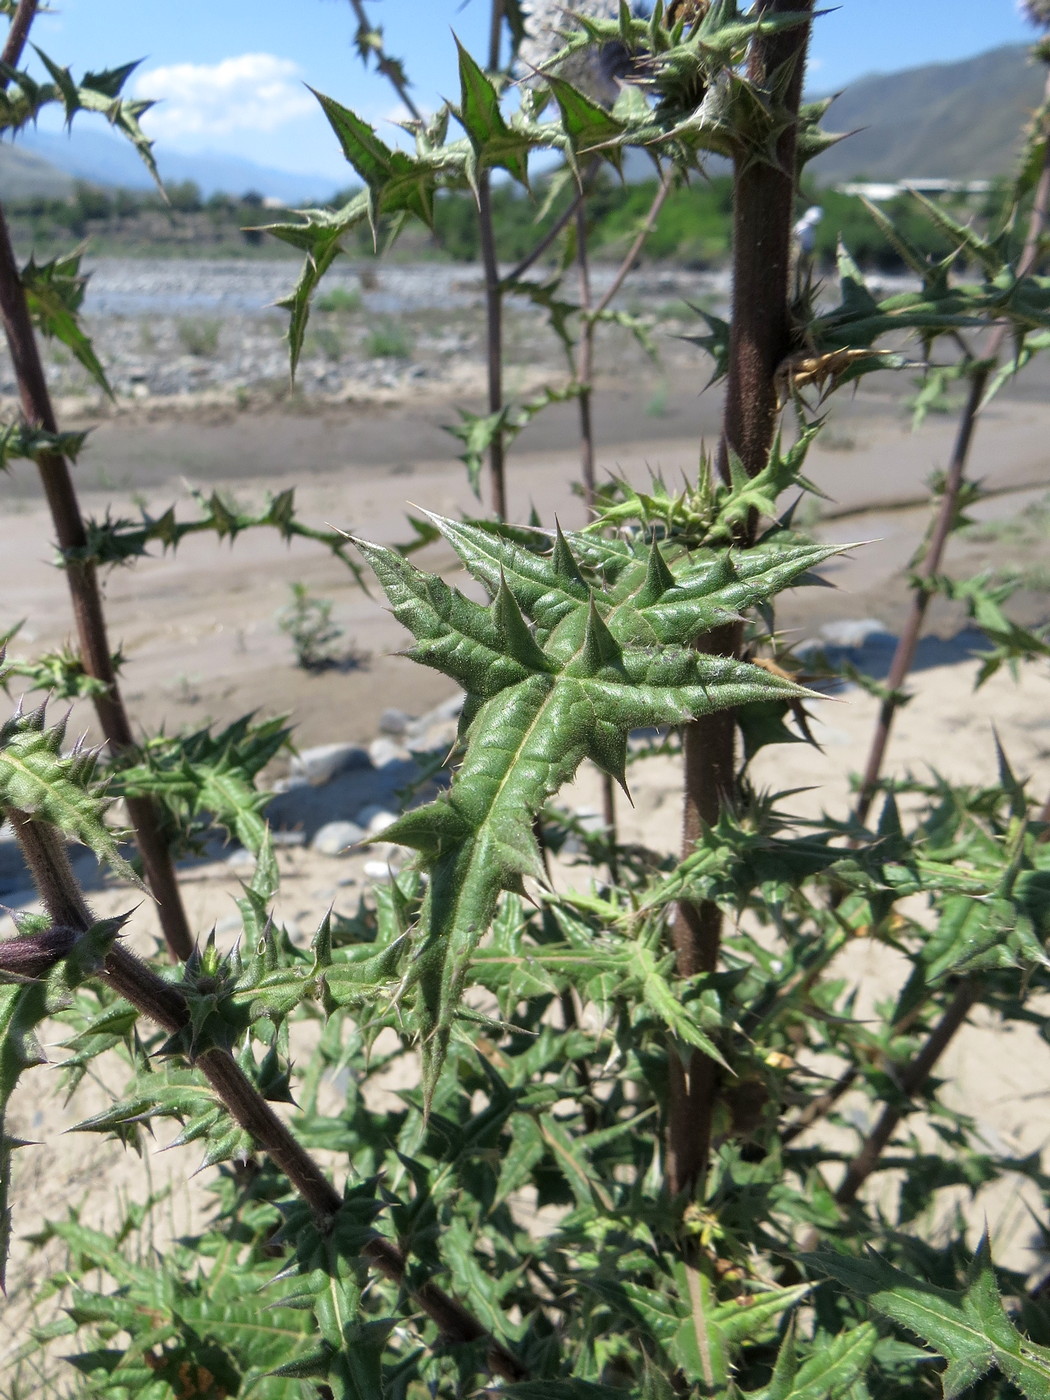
[133,54,317,141]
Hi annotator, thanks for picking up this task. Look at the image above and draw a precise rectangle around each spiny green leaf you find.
[0,699,138,886]
[746,1321,879,1400]
[455,37,531,186]
[357,515,830,1104]
[21,250,112,398]
[807,1240,1050,1400]
[0,421,89,472]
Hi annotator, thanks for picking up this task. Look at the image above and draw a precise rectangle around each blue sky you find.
[20,1,1041,180]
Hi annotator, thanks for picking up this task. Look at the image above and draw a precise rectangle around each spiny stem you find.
[346,0,422,121]
[854,63,1050,827]
[0,2,192,963]
[666,0,814,1200]
[833,981,975,1210]
[5,806,526,1382]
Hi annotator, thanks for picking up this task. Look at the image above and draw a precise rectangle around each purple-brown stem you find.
[573,169,674,871]
[0,0,36,66]
[4,806,525,1381]
[572,195,620,877]
[854,65,1050,829]
[801,67,1050,1213]
[0,0,192,962]
[666,0,814,1200]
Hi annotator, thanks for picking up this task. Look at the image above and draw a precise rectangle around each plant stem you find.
[666,0,813,1199]
[0,5,193,964]
[853,64,1050,828]
[591,167,674,320]
[504,191,584,285]
[1,0,36,66]
[575,200,597,512]
[833,980,975,1210]
[478,176,507,521]
[572,201,620,870]
[346,0,422,121]
[6,807,526,1383]
[478,0,507,520]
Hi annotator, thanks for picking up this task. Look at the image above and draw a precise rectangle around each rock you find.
[363,858,399,881]
[818,618,891,649]
[311,820,366,856]
[271,829,307,848]
[265,757,421,842]
[227,848,256,871]
[407,693,464,736]
[361,808,398,836]
[378,708,414,736]
[407,720,458,756]
[289,743,372,788]
[369,736,408,768]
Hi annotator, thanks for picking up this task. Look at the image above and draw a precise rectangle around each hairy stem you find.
[666,0,814,1199]
[6,807,526,1381]
[0,2,192,962]
[854,64,1050,828]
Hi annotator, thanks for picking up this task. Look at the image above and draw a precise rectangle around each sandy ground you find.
[3,364,1050,1385]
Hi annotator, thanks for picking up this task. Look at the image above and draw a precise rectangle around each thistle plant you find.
[7,3,1050,1398]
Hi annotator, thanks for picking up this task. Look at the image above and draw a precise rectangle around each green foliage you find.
[363,318,413,358]
[174,316,220,357]
[0,49,158,184]
[61,486,363,584]
[110,713,292,857]
[276,581,346,671]
[316,284,362,313]
[10,7,1050,1400]
[0,691,136,884]
[21,249,113,396]
[811,1242,1050,1399]
[0,420,89,472]
[358,508,832,1099]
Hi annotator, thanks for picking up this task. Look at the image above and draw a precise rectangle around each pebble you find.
[311,820,366,856]
[369,736,408,768]
[289,743,372,788]
[378,708,414,736]
[363,858,399,882]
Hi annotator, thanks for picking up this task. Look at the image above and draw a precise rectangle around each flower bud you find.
[0,925,79,979]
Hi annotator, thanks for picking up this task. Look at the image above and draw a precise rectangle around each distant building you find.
[839,179,992,201]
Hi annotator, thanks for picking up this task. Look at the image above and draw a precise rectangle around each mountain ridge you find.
[1,42,1044,202]
[809,44,1044,182]
[2,125,342,204]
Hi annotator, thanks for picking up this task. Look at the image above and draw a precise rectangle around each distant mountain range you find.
[0,43,1045,203]
[1,125,343,204]
[809,45,1045,182]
